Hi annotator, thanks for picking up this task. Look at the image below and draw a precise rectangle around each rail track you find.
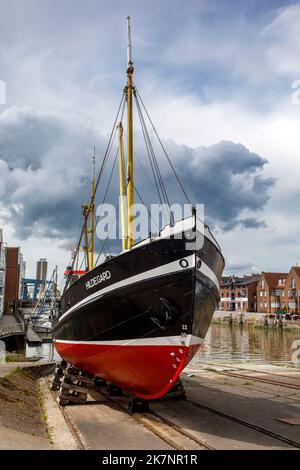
[92,386,300,450]
[186,367,300,391]
[185,398,300,449]
[189,361,300,382]
[217,370,300,390]
[49,365,300,450]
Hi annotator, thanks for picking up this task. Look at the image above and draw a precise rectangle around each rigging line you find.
[86,98,126,255]
[134,93,167,225]
[122,128,155,188]
[134,92,172,218]
[94,147,119,238]
[92,148,119,265]
[134,94,164,208]
[96,179,161,260]
[94,236,109,267]
[134,93,172,214]
[133,183,160,231]
[134,85,191,205]
[65,92,125,289]
[79,254,85,271]
[134,93,173,225]
[95,166,129,267]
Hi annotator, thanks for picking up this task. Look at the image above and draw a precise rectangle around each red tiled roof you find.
[261,272,288,287]
[291,266,300,278]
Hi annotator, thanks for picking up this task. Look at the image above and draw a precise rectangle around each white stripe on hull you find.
[59,254,196,323]
[54,334,203,347]
[197,257,220,290]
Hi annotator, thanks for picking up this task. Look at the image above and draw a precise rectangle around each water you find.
[26,341,60,362]
[194,322,300,366]
[26,323,300,366]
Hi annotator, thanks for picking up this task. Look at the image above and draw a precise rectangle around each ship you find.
[53,18,225,400]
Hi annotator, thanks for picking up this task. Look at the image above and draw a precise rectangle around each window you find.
[260,301,263,308]
[264,302,267,308]
[260,291,263,297]
[282,291,285,297]
[264,291,267,297]
[261,280,265,289]
[292,278,296,288]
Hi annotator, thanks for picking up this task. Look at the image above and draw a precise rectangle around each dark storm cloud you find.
[163,140,275,231]
[0,108,274,243]
[0,106,106,240]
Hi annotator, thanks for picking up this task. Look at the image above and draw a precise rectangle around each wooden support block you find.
[128,397,150,414]
[59,393,87,405]
[64,373,94,385]
[61,382,90,394]
[106,383,123,397]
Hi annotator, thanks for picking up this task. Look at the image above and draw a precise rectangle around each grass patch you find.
[6,352,27,363]
[37,381,53,444]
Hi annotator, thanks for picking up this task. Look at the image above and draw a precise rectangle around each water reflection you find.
[26,342,60,362]
[26,323,300,366]
[194,323,300,365]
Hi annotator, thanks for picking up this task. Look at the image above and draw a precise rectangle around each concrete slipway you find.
[1,361,300,450]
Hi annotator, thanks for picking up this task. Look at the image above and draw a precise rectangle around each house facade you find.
[0,229,6,318]
[256,272,287,314]
[219,275,259,312]
[284,267,300,313]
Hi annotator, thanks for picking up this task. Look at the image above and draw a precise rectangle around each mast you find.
[82,150,95,272]
[82,202,90,270]
[89,148,95,269]
[118,122,127,251]
[126,16,134,249]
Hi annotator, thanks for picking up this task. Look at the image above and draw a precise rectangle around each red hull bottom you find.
[55,340,201,400]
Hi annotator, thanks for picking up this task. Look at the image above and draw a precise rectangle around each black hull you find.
[54,226,224,399]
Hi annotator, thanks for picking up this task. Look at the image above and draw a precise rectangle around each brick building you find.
[256,272,288,314]
[4,247,23,314]
[219,275,260,312]
[0,229,6,318]
[283,267,300,313]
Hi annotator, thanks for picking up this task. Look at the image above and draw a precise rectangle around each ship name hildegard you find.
[85,271,111,290]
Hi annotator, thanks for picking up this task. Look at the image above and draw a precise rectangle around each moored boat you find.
[53,18,225,400]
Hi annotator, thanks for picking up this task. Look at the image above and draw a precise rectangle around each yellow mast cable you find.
[88,148,95,269]
[82,202,90,271]
[126,16,134,250]
[117,122,127,251]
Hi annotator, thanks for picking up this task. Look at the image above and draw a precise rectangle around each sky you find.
[0,0,300,282]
